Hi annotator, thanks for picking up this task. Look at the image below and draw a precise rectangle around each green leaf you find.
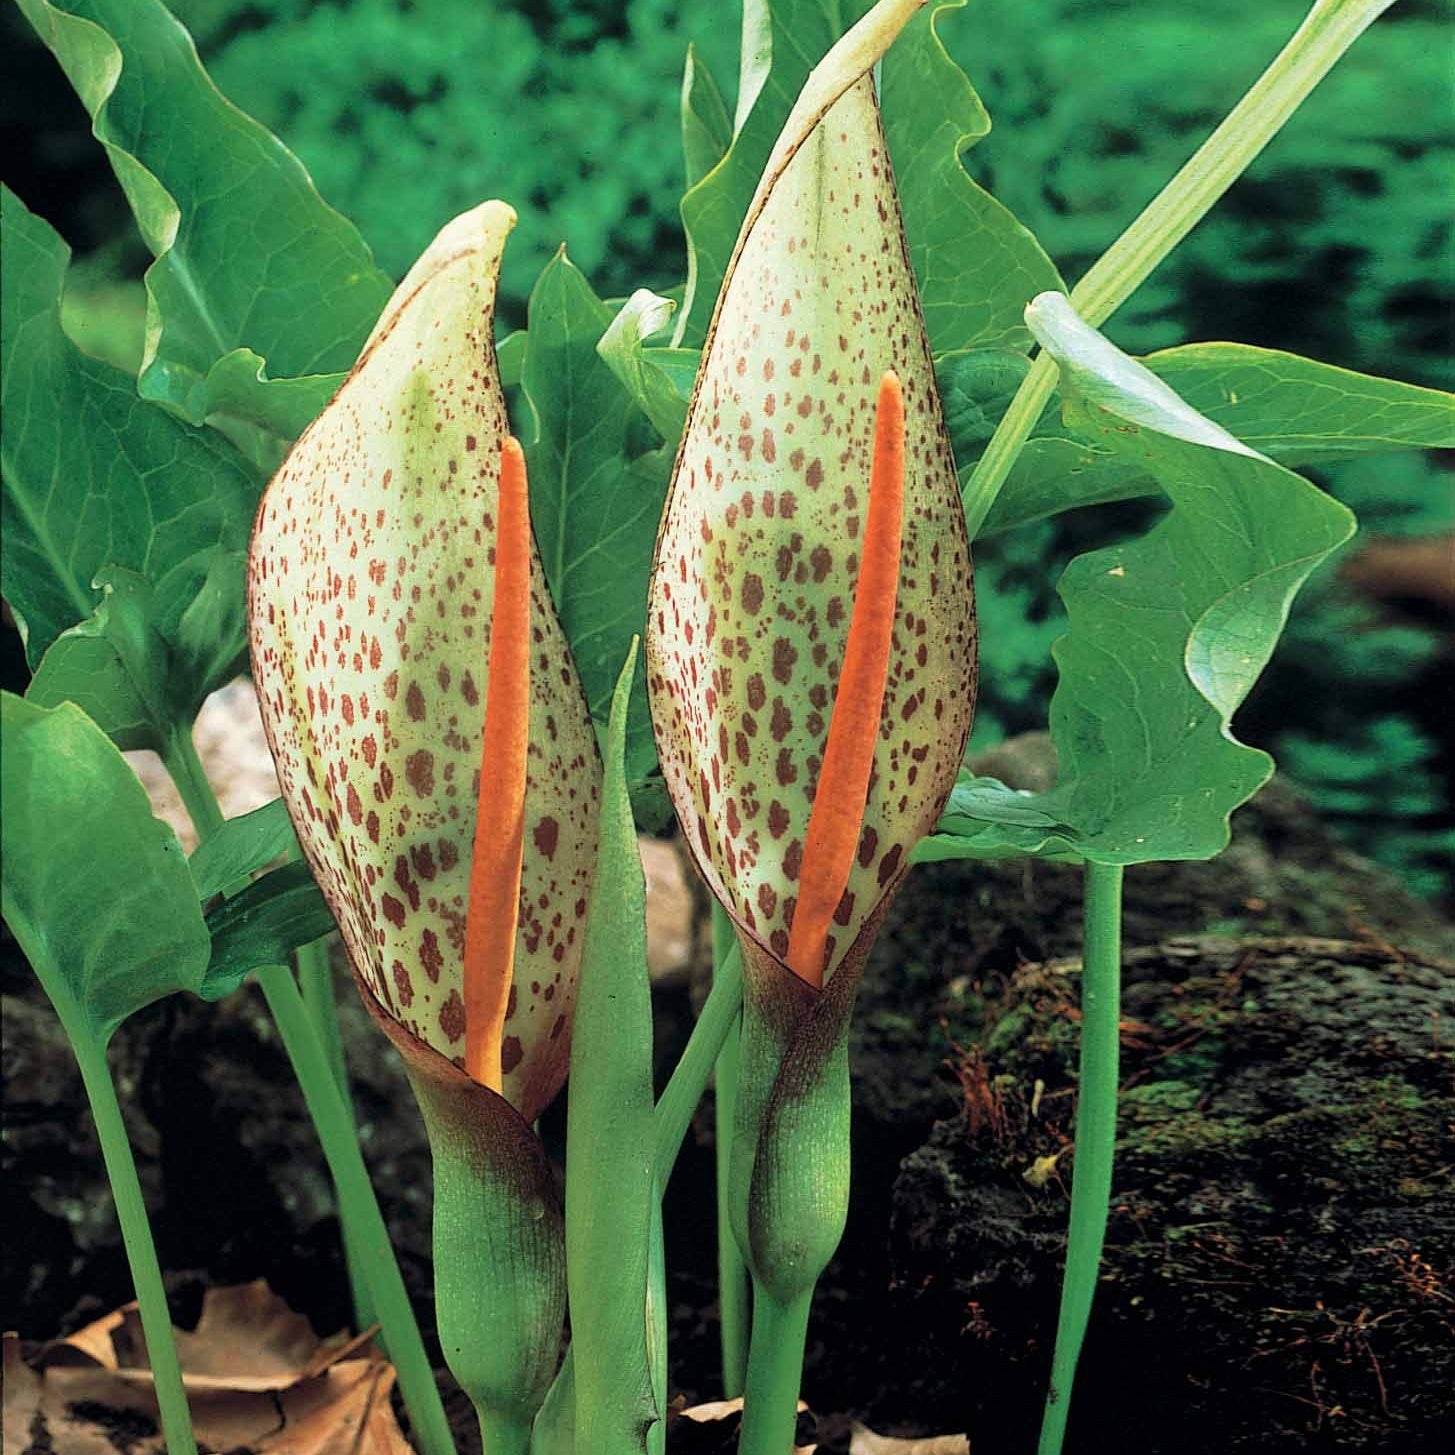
[565,641,658,1451]
[923,295,1356,866]
[975,435,1150,537]
[1144,342,1455,465]
[682,44,733,190]
[519,250,671,826]
[15,0,392,441]
[937,348,1033,458]
[1,188,257,670]
[978,342,1455,537]
[674,0,842,347]
[26,569,175,751]
[170,549,249,704]
[498,329,527,390]
[597,291,691,444]
[914,771,1083,865]
[881,0,1063,356]
[0,692,211,1043]
[188,798,299,903]
[201,860,335,1001]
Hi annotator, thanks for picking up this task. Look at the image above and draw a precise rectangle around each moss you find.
[890,933,1455,1450]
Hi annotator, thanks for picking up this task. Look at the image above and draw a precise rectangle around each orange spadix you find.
[464,437,532,1089]
[785,372,905,988]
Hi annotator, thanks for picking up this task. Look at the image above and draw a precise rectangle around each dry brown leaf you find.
[849,1423,970,1455]
[5,1281,413,1454]
[674,1395,815,1452]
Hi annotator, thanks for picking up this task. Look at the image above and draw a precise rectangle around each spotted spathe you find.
[247,202,602,1122]
[646,77,977,981]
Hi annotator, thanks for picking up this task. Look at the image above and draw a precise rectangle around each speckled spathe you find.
[647,76,978,983]
[247,203,601,1122]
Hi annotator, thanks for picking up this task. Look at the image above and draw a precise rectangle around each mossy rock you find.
[888,935,1455,1452]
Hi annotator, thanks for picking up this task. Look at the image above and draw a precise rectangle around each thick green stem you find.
[652,941,745,1182]
[479,1411,534,1455]
[647,1195,669,1455]
[712,905,750,1399]
[258,966,456,1455]
[738,1280,813,1455]
[70,1027,198,1455]
[295,934,376,1336]
[537,946,746,1442]
[962,0,1397,540]
[1037,861,1123,1455]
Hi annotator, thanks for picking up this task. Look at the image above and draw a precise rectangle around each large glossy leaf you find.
[674,0,843,347]
[978,342,1454,537]
[15,0,392,442]
[519,251,672,825]
[881,0,1063,357]
[565,644,658,1451]
[1,189,256,676]
[920,296,1356,866]
[1145,342,1455,464]
[0,693,211,1043]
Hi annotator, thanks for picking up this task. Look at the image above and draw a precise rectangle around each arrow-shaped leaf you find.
[921,295,1356,866]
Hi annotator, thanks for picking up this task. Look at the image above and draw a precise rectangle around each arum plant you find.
[648,3,977,1445]
[247,203,603,1453]
[7,0,1453,1451]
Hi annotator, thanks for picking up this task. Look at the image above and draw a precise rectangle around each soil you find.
[5,734,1452,1452]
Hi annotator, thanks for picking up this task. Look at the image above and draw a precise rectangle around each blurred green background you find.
[4,0,1451,896]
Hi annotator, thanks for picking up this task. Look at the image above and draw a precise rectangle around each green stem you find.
[297,937,349,1088]
[652,940,744,1183]
[711,906,750,1399]
[161,726,224,843]
[479,1411,534,1455]
[1037,861,1123,1455]
[70,1027,198,1455]
[537,943,747,1441]
[737,1280,813,1455]
[646,1194,669,1455]
[162,733,451,1453]
[963,0,1397,540]
[295,934,376,1336]
[257,965,456,1455]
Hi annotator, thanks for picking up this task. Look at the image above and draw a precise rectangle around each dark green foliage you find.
[178,0,741,325]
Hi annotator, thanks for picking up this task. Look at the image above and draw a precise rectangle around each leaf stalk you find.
[963,0,1398,539]
[1037,861,1124,1455]
[712,904,751,1399]
[69,1022,199,1455]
